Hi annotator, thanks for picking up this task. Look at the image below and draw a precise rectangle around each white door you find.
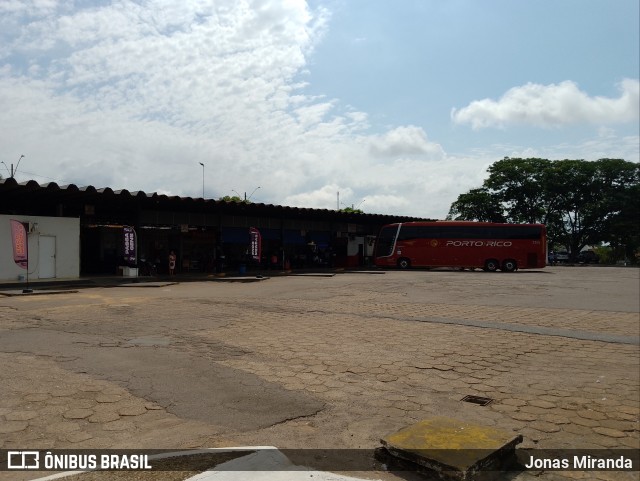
[39,236,56,279]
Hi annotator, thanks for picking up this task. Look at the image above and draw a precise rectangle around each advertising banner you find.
[249,227,261,261]
[10,220,28,269]
[123,226,136,264]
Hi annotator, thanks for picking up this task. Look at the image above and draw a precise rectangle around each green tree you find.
[593,159,640,262]
[447,157,640,262]
[484,157,553,224]
[339,206,364,214]
[219,195,250,204]
[447,188,506,222]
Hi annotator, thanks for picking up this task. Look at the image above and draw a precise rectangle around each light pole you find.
[340,198,365,211]
[231,189,243,200]
[246,186,261,201]
[198,162,204,198]
[2,155,24,179]
[232,187,261,202]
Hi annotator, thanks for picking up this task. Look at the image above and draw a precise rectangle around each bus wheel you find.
[397,258,411,269]
[484,259,499,272]
[502,259,517,272]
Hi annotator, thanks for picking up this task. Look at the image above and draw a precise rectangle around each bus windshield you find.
[374,225,398,258]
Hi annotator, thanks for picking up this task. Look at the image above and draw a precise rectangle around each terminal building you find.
[0,178,423,282]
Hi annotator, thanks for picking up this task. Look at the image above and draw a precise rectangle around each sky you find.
[0,0,638,218]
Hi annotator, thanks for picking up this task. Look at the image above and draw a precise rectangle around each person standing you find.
[169,251,176,275]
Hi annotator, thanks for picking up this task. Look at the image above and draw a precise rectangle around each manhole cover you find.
[461,395,493,406]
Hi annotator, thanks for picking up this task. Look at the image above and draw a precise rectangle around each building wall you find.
[0,215,80,282]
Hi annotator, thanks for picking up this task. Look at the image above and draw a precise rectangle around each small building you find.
[0,178,425,280]
[0,214,80,282]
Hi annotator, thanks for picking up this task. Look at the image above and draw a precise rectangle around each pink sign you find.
[10,220,28,269]
[249,227,261,261]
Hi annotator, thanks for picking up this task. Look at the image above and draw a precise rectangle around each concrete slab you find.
[119,281,178,288]
[0,288,78,297]
[119,276,270,284]
[290,273,336,277]
[211,276,270,282]
[341,271,386,275]
[379,417,522,480]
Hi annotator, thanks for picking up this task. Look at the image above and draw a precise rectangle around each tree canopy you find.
[339,206,364,214]
[219,195,250,204]
[447,157,640,262]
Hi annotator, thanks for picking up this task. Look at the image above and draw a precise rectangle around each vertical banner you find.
[249,227,261,261]
[123,226,137,264]
[10,220,28,269]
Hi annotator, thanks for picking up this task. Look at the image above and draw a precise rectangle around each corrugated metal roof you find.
[0,177,426,222]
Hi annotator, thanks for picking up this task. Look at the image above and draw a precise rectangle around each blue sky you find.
[305,0,639,148]
[0,0,638,218]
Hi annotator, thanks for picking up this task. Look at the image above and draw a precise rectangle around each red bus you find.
[374,221,546,272]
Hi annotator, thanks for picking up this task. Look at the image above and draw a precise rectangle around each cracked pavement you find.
[0,266,638,480]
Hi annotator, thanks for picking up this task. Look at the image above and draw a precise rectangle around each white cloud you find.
[0,0,60,16]
[0,1,331,180]
[294,101,336,128]
[360,194,409,214]
[284,184,351,210]
[451,79,640,129]
[367,126,445,160]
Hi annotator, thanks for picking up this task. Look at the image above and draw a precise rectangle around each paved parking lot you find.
[0,266,638,480]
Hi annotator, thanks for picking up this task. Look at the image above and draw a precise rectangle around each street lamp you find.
[231,189,243,200]
[1,155,24,179]
[232,187,261,202]
[198,162,204,198]
[339,198,365,211]
[246,186,261,201]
